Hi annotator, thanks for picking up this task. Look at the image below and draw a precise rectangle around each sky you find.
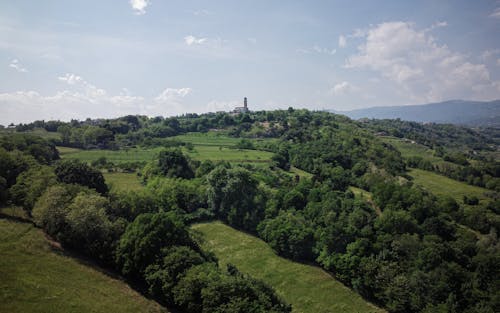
[1,0,500,125]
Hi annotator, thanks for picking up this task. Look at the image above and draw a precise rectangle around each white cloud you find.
[482,49,500,60]
[9,59,28,72]
[184,35,208,46]
[130,0,149,15]
[0,73,196,125]
[192,9,211,16]
[313,45,336,55]
[58,73,82,85]
[490,7,500,18]
[345,21,500,102]
[338,35,346,48]
[332,81,354,95]
[497,58,500,66]
[154,87,192,101]
[425,21,448,32]
[297,45,336,55]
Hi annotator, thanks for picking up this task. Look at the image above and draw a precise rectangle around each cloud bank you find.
[345,21,500,102]
[0,73,194,125]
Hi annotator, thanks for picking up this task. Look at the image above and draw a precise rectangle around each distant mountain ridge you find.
[336,100,500,127]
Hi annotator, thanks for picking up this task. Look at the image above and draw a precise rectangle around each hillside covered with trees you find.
[1,109,499,313]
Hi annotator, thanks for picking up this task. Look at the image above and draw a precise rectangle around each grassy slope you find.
[409,168,490,204]
[58,146,161,164]
[0,211,166,313]
[381,137,441,161]
[192,221,385,313]
[103,172,144,191]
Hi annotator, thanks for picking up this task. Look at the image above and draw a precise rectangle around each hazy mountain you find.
[336,100,500,127]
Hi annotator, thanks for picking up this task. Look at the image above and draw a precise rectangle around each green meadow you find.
[103,172,144,191]
[192,221,385,313]
[58,146,161,164]
[409,168,490,204]
[58,132,274,166]
[381,136,444,164]
[0,208,166,313]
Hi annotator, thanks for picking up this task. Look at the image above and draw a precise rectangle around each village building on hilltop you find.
[233,97,249,114]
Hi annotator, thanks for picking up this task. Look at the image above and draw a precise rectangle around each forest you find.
[1,109,499,313]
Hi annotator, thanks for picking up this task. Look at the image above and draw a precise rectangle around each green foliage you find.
[258,211,315,260]
[146,177,207,214]
[235,138,255,149]
[157,149,194,179]
[108,188,158,221]
[9,165,57,212]
[115,212,196,279]
[173,263,291,313]
[55,159,108,194]
[32,184,82,236]
[0,148,37,188]
[0,133,59,164]
[32,185,120,263]
[62,193,122,263]
[207,166,263,231]
[145,246,206,305]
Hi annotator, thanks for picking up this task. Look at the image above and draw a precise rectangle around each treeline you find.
[0,135,291,313]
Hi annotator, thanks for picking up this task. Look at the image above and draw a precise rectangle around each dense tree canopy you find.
[54,159,108,194]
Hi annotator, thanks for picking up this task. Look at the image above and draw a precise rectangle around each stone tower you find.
[244,97,248,110]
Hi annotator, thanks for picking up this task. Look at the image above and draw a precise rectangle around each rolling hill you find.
[337,99,500,126]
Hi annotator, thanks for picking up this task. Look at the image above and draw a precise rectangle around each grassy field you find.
[183,145,273,163]
[192,221,385,313]
[57,132,275,166]
[0,128,61,140]
[172,132,278,148]
[58,146,161,164]
[0,208,166,313]
[172,132,241,146]
[381,137,444,164]
[409,168,490,204]
[103,172,144,191]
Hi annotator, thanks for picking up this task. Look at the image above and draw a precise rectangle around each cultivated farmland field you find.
[192,221,385,313]
[0,208,166,313]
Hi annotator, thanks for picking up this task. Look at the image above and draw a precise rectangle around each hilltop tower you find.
[232,97,249,113]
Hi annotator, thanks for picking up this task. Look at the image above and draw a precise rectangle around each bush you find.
[9,165,57,213]
[55,159,108,194]
[157,149,194,179]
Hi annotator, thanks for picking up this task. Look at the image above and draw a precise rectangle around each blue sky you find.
[1,0,499,124]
